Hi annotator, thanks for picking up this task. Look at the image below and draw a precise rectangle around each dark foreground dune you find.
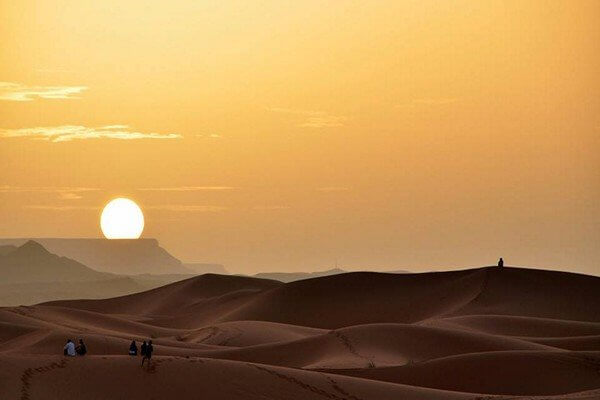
[1,266,599,399]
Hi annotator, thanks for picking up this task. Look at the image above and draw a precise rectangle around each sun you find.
[100,198,144,239]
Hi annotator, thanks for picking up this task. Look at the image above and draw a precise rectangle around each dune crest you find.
[1,266,599,399]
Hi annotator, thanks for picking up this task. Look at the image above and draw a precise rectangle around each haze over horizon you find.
[1,1,598,275]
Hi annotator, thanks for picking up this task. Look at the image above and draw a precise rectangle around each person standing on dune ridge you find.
[498,258,504,267]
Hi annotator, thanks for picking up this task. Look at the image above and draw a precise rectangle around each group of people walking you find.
[63,338,153,366]
[129,340,154,366]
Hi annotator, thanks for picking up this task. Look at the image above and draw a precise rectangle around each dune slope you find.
[1,266,599,399]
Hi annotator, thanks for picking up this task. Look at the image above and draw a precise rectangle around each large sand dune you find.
[1,266,599,399]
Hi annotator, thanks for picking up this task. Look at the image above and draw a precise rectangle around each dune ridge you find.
[1,266,599,399]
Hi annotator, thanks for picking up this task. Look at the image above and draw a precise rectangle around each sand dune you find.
[1,266,599,399]
[187,323,554,370]
[425,314,600,337]
[327,351,600,396]
[449,267,600,321]
[0,354,494,400]
[44,274,281,316]
[180,321,327,347]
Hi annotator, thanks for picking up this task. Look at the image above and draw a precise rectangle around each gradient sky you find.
[1,0,598,275]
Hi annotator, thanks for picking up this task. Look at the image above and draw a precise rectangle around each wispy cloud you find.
[252,205,291,211]
[317,186,351,192]
[298,116,346,128]
[137,186,235,192]
[59,192,85,200]
[396,98,460,108]
[0,125,182,142]
[412,98,459,105]
[196,134,222,138]
[36,68,76,74]
[268,107,325,116]
[269,107,346,128]
[23,204,227,212]
[0,82,87,101]
[24,205,99,211]
[0,186,100,200]
[145,205,227,212]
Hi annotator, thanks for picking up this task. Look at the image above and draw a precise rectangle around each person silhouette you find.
[76,339,87,355]
[63,339,76,356]
[141,340,153,367]
[140,341,147,359]
[498,257,504,267]
[129,340,138,356]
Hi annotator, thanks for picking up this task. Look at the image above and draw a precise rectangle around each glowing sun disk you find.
[100,198,144,239]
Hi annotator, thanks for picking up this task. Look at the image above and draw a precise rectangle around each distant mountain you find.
[0,241,199,306]
[0,245,17,256]
[0,240,114,284]
[0,238,189,274]
[183,263,228,274]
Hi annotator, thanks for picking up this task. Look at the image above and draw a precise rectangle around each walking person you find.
[140,340,147,361]
[141,340,153,367]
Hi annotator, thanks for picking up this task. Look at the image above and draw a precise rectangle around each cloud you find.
[23,203,227,212]
[412,98,459,105]
[0,82,87,101]
[0,186,100,200]
[396,98,459,108]
[145,205,227,212]
[0,125,182,142]
[196,134,222,138]
[59,192,84,200]
[24,205,99,211]
[137,186,235,191]
[267,107,326,116]
[269,107,346,128]
[36,68,76,74]
[252,205,291,210]
[298,116,346,128]
[0,186,99,193]
[316,186,351,192]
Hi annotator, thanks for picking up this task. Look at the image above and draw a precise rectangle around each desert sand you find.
[1,266,599,399]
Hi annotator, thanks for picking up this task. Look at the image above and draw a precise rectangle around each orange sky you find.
[1,0,598,274]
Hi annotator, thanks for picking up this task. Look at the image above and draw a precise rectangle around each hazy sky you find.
[1,1,598,275]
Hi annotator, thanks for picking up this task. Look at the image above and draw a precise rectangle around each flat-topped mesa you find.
[0,238,188,275]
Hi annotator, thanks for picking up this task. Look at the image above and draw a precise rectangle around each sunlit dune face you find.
[100,198,144,239]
